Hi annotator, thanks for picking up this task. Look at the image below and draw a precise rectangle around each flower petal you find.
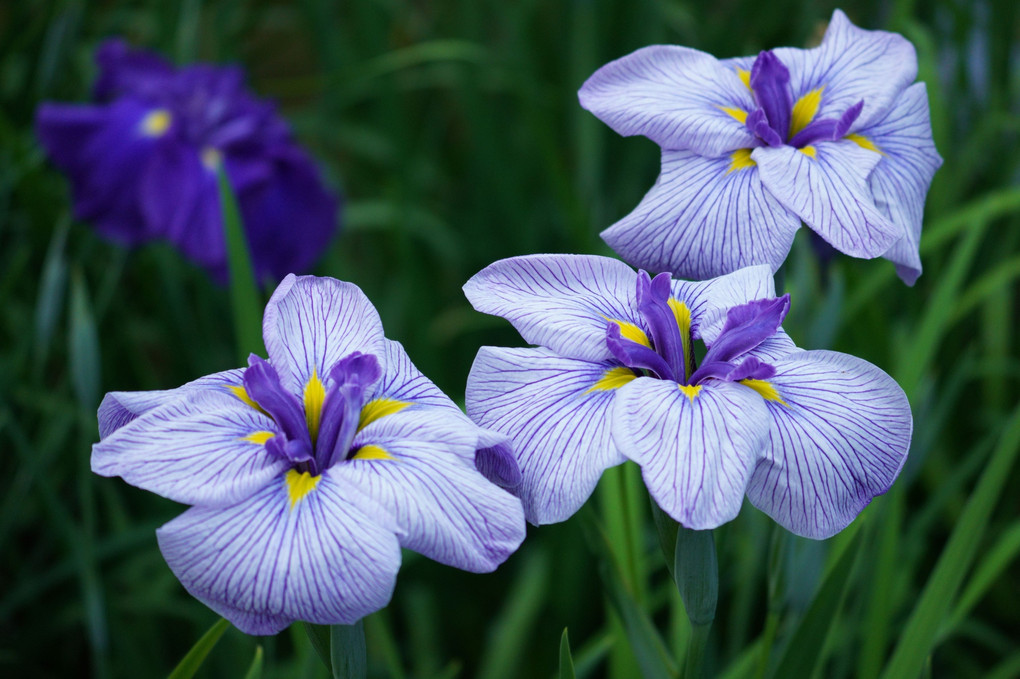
[744,350,911,539]
[463,254,640,362]
[92,390,288,507]
[466,346,627,524]
[753,141,899,258]
[579,45,757,156]
[668,264,777,344]
[156,472,402,635]
[93,38,175,101]
[612,378,769,529]
[262,275,386,393]
[861,83,943,285]
[601,150,801,280]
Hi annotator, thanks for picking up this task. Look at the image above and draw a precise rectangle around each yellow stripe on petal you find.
[740,378,787,405]
[304,371,326,444]
[799,145,817,158]
[358,398,410,432]
[845,133,884,154]
[718,106,748,124]
[586,367,638,393]
[285,469,321,509]
[351,445,394,461]
[727,148,756,174]
[604,317,652,348]
[678,384,702,402]
[789,87,824,136]
[240,431,275,445]
[668,299,694,381]
[737,68,751,90]
[227,385,268,415]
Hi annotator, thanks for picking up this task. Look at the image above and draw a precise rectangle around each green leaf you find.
[68,268,100,411]
[242,645,264,679]
[216,164,264,363]
[673,527,718,627]
[34,218,68,366]
[305,622,333,673]
[559,628,577,679]
[330,621,367,679]
[943,519,1020,637]
[166,617,231,679]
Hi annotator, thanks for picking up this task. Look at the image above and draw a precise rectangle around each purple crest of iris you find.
[92,274,526,635]
[578,9,942,285]
[463,254,912,538]
[35,39,339,284]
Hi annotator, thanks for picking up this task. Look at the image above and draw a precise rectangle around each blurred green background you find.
[1,0,1018,677]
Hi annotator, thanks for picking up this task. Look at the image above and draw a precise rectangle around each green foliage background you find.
[1,0,1018,677]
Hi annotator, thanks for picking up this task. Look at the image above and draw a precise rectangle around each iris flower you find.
[579,9,942,284]
[36,39,339,283]
[465,255,911,538]
[93,275,525,634]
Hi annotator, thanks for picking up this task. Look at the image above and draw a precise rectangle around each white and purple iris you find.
[579,9,942,284]
[465,255,911,538]
[92,275,525,635]
[36,39,338,283]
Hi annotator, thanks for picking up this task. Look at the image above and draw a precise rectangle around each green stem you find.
[330,621,367,679]
[685,623,711,679]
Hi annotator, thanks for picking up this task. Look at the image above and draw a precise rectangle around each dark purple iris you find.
[606,271,789,388]
[746,50,864,148]
[242,352,381,475]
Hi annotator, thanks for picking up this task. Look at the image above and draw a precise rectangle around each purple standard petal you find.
[667,265,777,344]
[753,141,899,259]
[466,346,629,525]
[859,83,943,285]
[579,45,757,156]
[157,472,402,635]
[333,408,526,572]
[744,350,911,539]
[262,275,386,393]
[697,295,790,368]
[773,9,917,130]
[612,378,769,529]
[92,390,288,507]
[93,38,175,101]
[463,254,642,362]
[749,51,792,143]
[600,150,800,280]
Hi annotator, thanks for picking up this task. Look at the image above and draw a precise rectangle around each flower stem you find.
[330,621,367,679]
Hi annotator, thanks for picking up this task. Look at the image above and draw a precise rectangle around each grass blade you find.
[167,617,231,679]
[560,628,577,679]
[216,165,263,363]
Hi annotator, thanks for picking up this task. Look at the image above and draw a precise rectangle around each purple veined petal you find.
[156,471,403,635]
[744,329,799,363]
[92,390,288,507]
[579,45,757,156]
[857,83,943,285]
[668,265,776,344]
[601,150,801,280]
[474,439,524,490]
[612,378,770,529]
[98,368,247,438]
[93,38,175,101]
[753,141,899,259]
[333,407,526,572]
[466,346,629,525]
[744,350,911,539]
[773,9,918,131]
[463,254,641,362]
[262,275,386,394]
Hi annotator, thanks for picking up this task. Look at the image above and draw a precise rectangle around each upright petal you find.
[92,390,288,507]
[157,472,402,635]
[668,264,777,343]
[466,346,628,524]
[579,45,757,156]
[262,275,386,393]
[464,255,640,362]
[753,141,899,258]
[744,350,911,539]
[601,150,800,280]
[93,38,175,101]
[612,379,769,529]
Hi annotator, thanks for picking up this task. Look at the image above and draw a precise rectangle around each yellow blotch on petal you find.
[240,431,275,445]
[727,148,756,174]
[201,146,222,170]
[718,106,748,124]
[668,299,694,381]
[586,367,638,393]
[304,371,326,444]
[678,384,702,402]
[358,398,410,432]
[140,109,171,137]
[737,68,751,90]
[740,378,788,405]
[227,385,268,416]
[845,133,884,154]
[799,145,817,158]
[604,317,652,348]
[351,445,394,461]
[285,469,321,509]
[789,87,824,137]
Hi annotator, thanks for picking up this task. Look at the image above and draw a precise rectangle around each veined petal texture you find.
[668,264,776,343]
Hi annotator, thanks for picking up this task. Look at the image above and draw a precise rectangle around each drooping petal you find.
[463,254,641,362]
[466,346,628,525]
[612,378,769,529]
[774,9,917,130]
[262,275,386,393]
[858,83,943,285]
[156,472,402,635]
[579,45,757,156]
[753,141,899,258]
[332,408,526,572]
[92,390,288,507]
[668,264,777,343]
[744,350,911,539]
[601,150,801,280]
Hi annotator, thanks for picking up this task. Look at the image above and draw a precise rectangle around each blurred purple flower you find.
[464,255,911,538]
[579,9,942,285]
[36,39,339,283]
[93,275,525,634]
